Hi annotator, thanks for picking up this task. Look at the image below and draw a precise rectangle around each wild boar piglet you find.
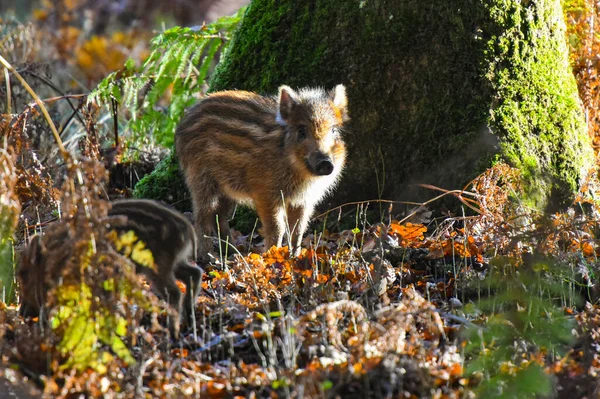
[18,199,203,334]
[175,84,349,260]
[107,199,203,324]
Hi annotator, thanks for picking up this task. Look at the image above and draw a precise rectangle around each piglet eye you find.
[297,125,308,140]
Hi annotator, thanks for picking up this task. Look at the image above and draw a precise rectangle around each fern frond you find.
[89,7,246,149]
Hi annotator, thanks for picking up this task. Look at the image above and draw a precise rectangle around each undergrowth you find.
[2,4,600,399]
[0,117,20,304]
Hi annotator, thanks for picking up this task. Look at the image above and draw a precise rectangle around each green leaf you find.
[271,378,289,389]
[0,236,15,304]
[125,57,136,71]
[51,274,136,373]
[103,278,115,292]
[513,364,552,397]
[196,38,221,84]
[115,317,128,337]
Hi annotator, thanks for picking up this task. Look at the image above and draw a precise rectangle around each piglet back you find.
[107,199,197,265]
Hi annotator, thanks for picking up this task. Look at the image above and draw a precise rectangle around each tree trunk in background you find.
[210,0,593,211]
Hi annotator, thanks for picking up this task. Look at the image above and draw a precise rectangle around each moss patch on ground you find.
[133,152,190,212]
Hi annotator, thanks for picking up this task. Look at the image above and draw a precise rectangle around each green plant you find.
[230,204,259,234]
[50,230,160,373]
[0,212,16,304]
[89,7,246,149]
[0,132,20,305]
[132,152,190,210]
[464,259,577,398]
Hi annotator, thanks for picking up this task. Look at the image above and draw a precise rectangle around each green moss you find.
[230,205,259,234]
[483,0,592,209]
[132,152,191,212]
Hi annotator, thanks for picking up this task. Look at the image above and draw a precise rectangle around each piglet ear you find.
[331,84,349,122]
[277,85,299,125]
[277,85,300,125]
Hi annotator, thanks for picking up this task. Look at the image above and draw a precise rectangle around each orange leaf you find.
[171,348,189,358]
[175,280,186,293]
[253,330,265,339]
[33,8,48,21]
[449,363,463,377]
[299,269,313,278]
[206,381,227,397]
[229,323,246,333]
[344,270,360,283]
[249,253,262,261]
[582,241,595,257]
[389,223,427,244]
[264,246,289,263]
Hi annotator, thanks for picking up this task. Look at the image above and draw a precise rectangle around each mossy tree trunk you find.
[207,0,592,210]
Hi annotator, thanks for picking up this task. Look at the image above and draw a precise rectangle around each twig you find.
[0,54,68,159]
[434,309,484,330]
[23,71,87,128]
[111,96,119,149]
[39,94,87,103]
[23,217,59,230]
[59,100,85,138]
[416,183,482,215]
[314,188,484,226]
[3,67,11,114]
[313,199,421,220]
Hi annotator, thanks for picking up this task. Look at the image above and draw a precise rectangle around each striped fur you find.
[18,199,203,336]
[108,199,202,328]
[176,85,349,259]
